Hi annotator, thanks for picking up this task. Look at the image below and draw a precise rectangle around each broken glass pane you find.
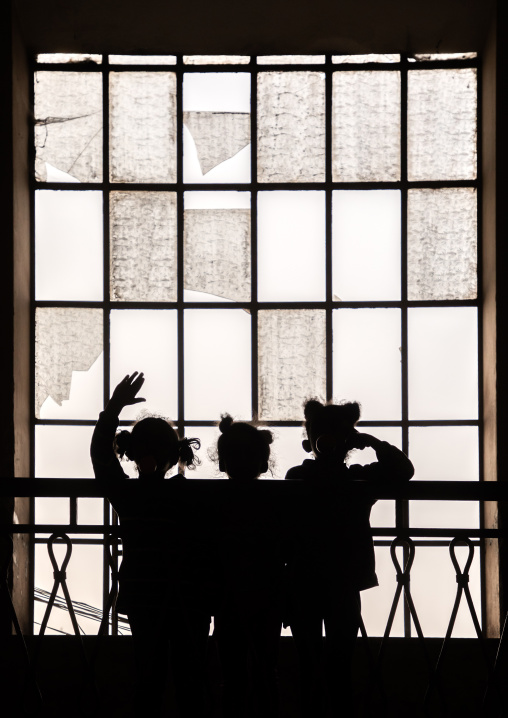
[109,55,176,65]
[183,112,250,175]
[413,53,477,61]
[257,72,326,183]
[184,56,250,64]
[37,54,102,64]
[408,69,477,180]
[110,191,177,301]
[332,71,400,181]
[35,308,103,419]
[258,310,326,421]
[258,55,325,64]
[407,188,477,300]
[110,72,177,183]
[34,71,102,182]
[332,54,400,63]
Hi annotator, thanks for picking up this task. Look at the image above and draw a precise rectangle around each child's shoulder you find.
[285,459,317,481]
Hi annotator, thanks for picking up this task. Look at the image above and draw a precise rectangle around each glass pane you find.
[408,69,477,181]
[35,308,103,419]
[333,309,401,420]
[408,188,477,301]
[333,54,400,64]
[110,310,178,420]
[413,53,477,61]
[361,545,404,637]
[332,71,400,181]
[269,427,309,480]
[35,498,69,525]
[78,498,104,525]
[184,56,250,64]
[408,308,478,420]
[258,310,326,421]
[332,190,400,301]
[34,71,102,183]
[184,309,251,420]
[110,191,177,301]
[109,55,177,65]
[35,191,103,301]
[37,54,102,64]
[257,72,325,183]
[183,426,222,479]
[110,72,177,183]
[258,191,325,301]
[35,426,95,478]
[258,55,325,64]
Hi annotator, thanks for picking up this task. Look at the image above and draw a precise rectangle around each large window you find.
[32,52,481,637]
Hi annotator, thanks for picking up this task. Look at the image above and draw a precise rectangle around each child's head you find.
[302,398,360,462]
[217,414,273,480]
[114,416,200,478]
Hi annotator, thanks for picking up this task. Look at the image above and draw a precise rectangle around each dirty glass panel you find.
[258,191,325,301]
[109,55,177,65]
[184,55,250,64]
[184,310,251,420]
[35,308,103,420]
[413,53,477,61]
[361,546,404,637]
[258,310,326,421]
[110,191,177,301]
[408,188,477,301]
[36,190,103,301]
[408,307,478,420]
[110,310,178,421]
[333,309,401,421]
[333,54,400,64]
[35,426,95,478]
[34,71,102,183]
[257,55,325,64]
[408,69,477,181]
[37,54,102,63]
[110,72,177,183]
[257,72,326,183]
[332,71,400,181]
[332,190,400,301]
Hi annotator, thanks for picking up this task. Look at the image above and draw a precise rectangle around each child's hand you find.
[346,430,380,452]
[107,372,146,414]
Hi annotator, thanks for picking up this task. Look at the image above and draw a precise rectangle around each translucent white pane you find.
[35,497,69,525]
[109,55,177,65]
[408,188,477,301]
[184,56,250,64]
[408,69,477,181]
[35,191,103,301]
[78,498,104,525]
[333,54,400,64]
[408,308,478,420]
[409,426,479,482]
[258,310,326,421]
[110,191,177,301]
[34,71,102,182]
[110,72,177,183]
[411,500,479,531]
[257,72,326,183]
[269,427,309,480]
[110,310,178,420]
[361,546,404,637]
[258,191,325,301]
[184,310,251,420]
[36,308,103,420]
[183,426,222,479]
[37,54,102,64]
[332,71,400,182]
[333,309,401,421]
[35,426,95,478]
[332,190,400,301]
[258,55,325,64]
[413,53,477,61]
[410,545,481,637]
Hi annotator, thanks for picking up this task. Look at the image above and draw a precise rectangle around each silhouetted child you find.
[285,398,414,717]
[90,372,209,718]
[213,414,283,718]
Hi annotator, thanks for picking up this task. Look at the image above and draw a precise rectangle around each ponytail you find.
[178,437,201,470]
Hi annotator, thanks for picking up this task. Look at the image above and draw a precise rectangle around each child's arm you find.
[347,430,414,482]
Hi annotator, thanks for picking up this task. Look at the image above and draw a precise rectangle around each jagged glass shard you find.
[184,209,251,301]
[413,53,477,61]
[110,72,177,183]
[110,191,177,301]
[34,71,102,182]
[408,188,477,300]
[408,69,477,180]
[333,54,400,64]
[184,56,250,64]
[37,54,102,64]
[183,112,250,175]
[258,55,325,64]
[257,72,326,182]
[109,55,176,65]
[258,310,326,420]
[35,308,103,418]
[332,71,400,181]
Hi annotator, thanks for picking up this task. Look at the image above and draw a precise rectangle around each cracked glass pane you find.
[258,72,325,183]
[258,55,325,64]
[183,112,250,175]
[35,308,103,419]
[37,54,102,64]
[110,191,177,301]
[408,188,477,300]
[332,71,400,181]
[332,54,400,63]
[34,71,102,183]
[110,72,177,183]
[184,56,250,64]
[109,55,176,64]
[408,69,477,181]
[258,310,326,421]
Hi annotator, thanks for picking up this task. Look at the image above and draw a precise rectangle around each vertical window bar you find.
[325,55,333,402]
[177,57,185,438]
[251,61,258,418]
[29,60,37,634]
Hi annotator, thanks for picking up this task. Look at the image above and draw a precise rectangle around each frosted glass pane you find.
[36,191,103,301]
[110,191,177,301]
[258,310,326,421]
[35,498,69,525]
[183,112,250,175]
[184,56,250,64]
[34,72,102,182]
[361,546,404,637]
[333,309,401,421]
[78,498,104,525]
[257,72,325,183]
[332,190,400,301]
[110,72,176,183]
[269,427,309,480]
[333,54,400,64]
[414,53,477,61]
[332,71,400,181]
[258,55,325,64]
[184,310,251,420]
[408,69,477,181]
[408,308,478,420]
[410,499,479,531]
[409,427,479,481]
[110,310,178,420]
[35,308,103,419]
[37,54,102,64]
[258,191,325,301]
[183,426,221,479]
[408,188,477,301]
[109,55,176,65]
[35,426,95,478]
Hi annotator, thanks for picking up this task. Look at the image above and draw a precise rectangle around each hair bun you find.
[178,436,201,469]
[114,430,132,459]
[259,429,273,445]
[218,414,234,434]
[342,401,361,424]
[303,398,324,421]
